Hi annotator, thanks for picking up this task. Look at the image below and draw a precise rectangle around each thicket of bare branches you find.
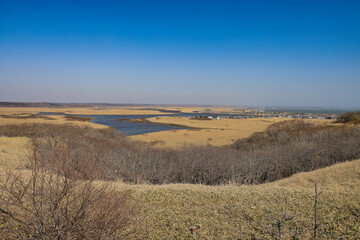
[335,111,360,124]
[0,134,137,239]
[0,121,360,186]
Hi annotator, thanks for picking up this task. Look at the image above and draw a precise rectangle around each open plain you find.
[130,116,332,147]
[0,106,359,239]
[0,106,332,147]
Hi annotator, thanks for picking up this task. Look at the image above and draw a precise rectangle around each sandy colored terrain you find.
[2,138,359,238]
[0,112,108,167]
[145,106,246,113]
[0,107,170,115]
[0,107,333,148]
[0,106,244,115]
[0,114,357,238]
[0,114,108,129]
[0,106,256,117]
[114,159,360,239]
[0,137,29,168]
[131,117,332,147]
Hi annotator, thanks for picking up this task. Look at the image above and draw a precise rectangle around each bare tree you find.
[0,137,138,239]
[267,212,294,240]
[313,183,322,240]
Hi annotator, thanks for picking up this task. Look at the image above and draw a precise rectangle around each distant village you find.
[190,109,337,120]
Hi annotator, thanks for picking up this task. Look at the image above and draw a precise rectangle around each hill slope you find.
[127,160,360,239]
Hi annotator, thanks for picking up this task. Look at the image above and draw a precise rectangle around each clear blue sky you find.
[1,0,359,107]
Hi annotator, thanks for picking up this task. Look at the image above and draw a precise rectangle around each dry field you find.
[0,136,29,168]
[0,118,358,239]
[0,110,109,168]
[146,106,247,113]
[0,105,245,115]
[0,113,107,129]
[0,106,170,115]
[1,106,334,148]
[124,159,360,239]
[0,105,247,115]
[131,117,332,147]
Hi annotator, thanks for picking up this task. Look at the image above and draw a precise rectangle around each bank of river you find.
[39,108,350,136]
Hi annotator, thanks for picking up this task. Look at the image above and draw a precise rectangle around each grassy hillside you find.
[128,160,360,239]
[0,117,359,239]
[336,111,360,124]
[1,146,359,239]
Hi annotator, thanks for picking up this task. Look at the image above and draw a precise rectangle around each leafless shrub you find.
[266,212,294,240]
[335,111,360,124]
[313,183,322,240]
[64,115,94,122]
[0,121,360,185]
[0,135,138,239]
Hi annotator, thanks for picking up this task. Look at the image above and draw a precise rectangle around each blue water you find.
[83,113,232,135]
[84,114,187,135]
[38,113,208,135]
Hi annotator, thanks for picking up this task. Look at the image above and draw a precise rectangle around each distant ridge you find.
[0,102,231,108]
[0,102,60,107]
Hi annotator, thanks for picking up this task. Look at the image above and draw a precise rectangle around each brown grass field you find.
[131,117,332,147]
[0,113,107,129]
[123,159,360,239]
[0,107,358,239]
[0,106,249,115]
[0,106,333,148]
[0,136,28,168]
[1,127,359,239]
[0,106,171,115]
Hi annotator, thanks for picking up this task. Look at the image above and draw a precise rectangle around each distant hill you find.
[0,102,134,108]
[0,102,230,108]
[0,102,60,107]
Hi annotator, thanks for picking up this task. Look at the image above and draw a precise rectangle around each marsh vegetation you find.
[0,111,359,239]
[0,119,359,185]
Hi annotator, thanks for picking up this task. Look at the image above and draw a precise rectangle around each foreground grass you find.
[126,160,360,239]
[2,158,359,239]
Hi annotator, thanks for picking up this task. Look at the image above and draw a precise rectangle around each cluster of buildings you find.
[190,111,336,120]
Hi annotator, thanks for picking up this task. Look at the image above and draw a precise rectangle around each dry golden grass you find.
[0,106,169,115]
[3,148,358,239]
[110,159,360,239]
[0,120,358,238]
[147,106,246,113]
[0,106,251,118]
[131,117,333,147]
[0,111,109,168]
[0,136,29,168]
[0,113,107,129]
[0,115,107,129]
[272,159,360,191]
[2,134,359,239]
